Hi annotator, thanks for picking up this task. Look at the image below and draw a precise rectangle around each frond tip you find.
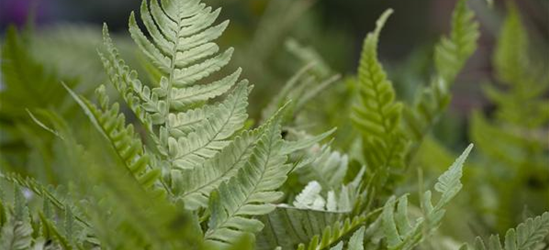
[382,144,473,250]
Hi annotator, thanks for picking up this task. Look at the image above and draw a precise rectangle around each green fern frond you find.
[296,214,369,250]
[38,212,73,250]
[99,0,247,172]
[493,3,529,85]
[174,130,257,209]
[0,186,33,250]
[352,9,401,136]
[64,84,162,191]
[1,218,33,250]
[294,145,349,190]
[330,226,365,250]
[460,212,549,250]
[351,9,409,193]
[404,0,478,144]
[167,82,250,169]
[434,0,479,82]
[205,115,290,247]
[0,172,90,229]
[256,205,347,249]
[100,27,157,130]
[381,144,473,250]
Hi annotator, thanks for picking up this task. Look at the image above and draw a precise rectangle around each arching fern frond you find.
[351,9,409,194]
[459,212,549,250]
[64,84,162,191]
[381,144,473,250]
[100,27,158,130]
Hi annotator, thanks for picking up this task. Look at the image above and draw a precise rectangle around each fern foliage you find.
[460,212,549,250]
[64,84,162,191]
[381,144,473,250]
[468,2,549,233]
[2,0,534,249]
[100,0,248,172]
[351,9,409,194]
[204,115,291,246]
[403,0,479,144]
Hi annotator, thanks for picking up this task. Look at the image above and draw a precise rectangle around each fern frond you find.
[381,144,473,250]
[99,0,246,172]
[64,84,162,191]
[294,145,349,190]
[100,27,158,130]
[175,114,333,210]
[256,205,347,250]
[204,116,290,247]
[459,212,549,250]
[404,0,478,144]
[493,3,529,85]
[173,131,257,209]
[342,226,366,250]
[0,218,33,250]
[38,212,73,250]
[351,9,409,192]
[167,82,250,169]
[434,0,479,82]
[352,9,401,137]
[0,172,90,228]
[0,186,33,250]
[296,214,369,250]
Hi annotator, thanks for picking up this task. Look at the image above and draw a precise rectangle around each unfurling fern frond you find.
[204,116,291,247]
[351,9,408,193]
[459,212,549,250]
[381,144,473,250]
[404,0,478,144]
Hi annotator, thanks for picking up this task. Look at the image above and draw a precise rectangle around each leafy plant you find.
[0,0,547,249]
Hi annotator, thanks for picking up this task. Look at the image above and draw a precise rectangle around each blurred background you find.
[0,0,548,245]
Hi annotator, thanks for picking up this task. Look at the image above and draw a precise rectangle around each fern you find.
[468,2,549,233]
[64,84,162,191]
[403,0,479,144]
[459,212,549,250]
[434,0,479,83]
[351,9,409,195]
[257,205,348,249]
[296,214,371,250]
[98,0,247,172]
[204,115,291,246]
[381,144,473,250]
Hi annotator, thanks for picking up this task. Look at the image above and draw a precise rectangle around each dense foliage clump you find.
[0,0,547,249]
